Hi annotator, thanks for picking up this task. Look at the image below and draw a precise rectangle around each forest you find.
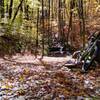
[0,0,100,99]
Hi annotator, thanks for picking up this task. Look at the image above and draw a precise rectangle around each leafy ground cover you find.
[0,54,100,100]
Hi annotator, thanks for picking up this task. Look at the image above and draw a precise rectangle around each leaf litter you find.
[0,55,100,100]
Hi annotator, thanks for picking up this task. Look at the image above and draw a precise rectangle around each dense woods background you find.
[0,0,100,56]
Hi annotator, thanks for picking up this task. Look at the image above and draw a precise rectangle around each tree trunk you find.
[9,0,13,19]
[0,0,4,18]
[47,0,51,49]
[78,0,85,48]
[41,0,45,58]
[12,0,24,23]
[24,2,29,20]
[35,8,39,57]
[67,0,74,45]
[58,0,61,40]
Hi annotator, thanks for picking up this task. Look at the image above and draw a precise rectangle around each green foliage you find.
[0,0,41,56]
[0,0,100,56]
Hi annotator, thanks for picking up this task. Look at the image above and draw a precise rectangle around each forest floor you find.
[0,54,100,100]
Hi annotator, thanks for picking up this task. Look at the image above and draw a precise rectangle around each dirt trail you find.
[0,54,75,66]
